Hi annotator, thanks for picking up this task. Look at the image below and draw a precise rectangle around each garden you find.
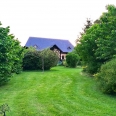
[0,66,116,116]
[1,4,116,116]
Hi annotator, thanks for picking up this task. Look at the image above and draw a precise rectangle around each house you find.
[25,37,74,60]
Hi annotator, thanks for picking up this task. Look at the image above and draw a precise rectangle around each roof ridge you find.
[29,36,69,41]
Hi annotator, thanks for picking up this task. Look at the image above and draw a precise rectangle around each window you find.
[62,55,64,60]
[67,46,71,50]
[33,45,38,49]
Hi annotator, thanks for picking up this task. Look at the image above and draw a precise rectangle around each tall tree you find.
[75,5,116,74]
[76,18,92,44]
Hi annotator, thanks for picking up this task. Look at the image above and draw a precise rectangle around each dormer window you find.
[33,45,38,49]
[67,46,71,50]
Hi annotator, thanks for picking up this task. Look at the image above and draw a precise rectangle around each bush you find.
[0,23,24,86]
[83,61,101,74]
[12,40,24,74]
[95,58,116,94]
[23,48,59,70]
[23,50,41,70]
[38,49,59,70]
[66,52,79,68]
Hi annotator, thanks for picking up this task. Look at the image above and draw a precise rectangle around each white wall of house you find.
[61,53,66,60]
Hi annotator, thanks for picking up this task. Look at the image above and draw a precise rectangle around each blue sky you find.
[0,0,116,46]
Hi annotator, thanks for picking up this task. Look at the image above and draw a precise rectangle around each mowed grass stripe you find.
[0,66,116,116]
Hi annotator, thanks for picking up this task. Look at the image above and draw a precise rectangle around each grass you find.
[0,66,116,116]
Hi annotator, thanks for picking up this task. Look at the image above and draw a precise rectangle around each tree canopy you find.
[75,5,116,74]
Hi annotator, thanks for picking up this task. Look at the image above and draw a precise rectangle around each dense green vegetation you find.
[1,4,116,116]
[95,58,116,94]
[66,52,79,68]
[75,5,116,74]
[0,66,116,116]
[23,48,59,70]
[0,23,24,86]
[75,5,116,94]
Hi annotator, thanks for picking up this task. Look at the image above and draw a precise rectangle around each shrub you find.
[95,58,116,94]
[0,23,24,86]
[23,50,41,70]
[23,48,59,70]
[66,52,79,68]
[38,49,59,70]
[12,40,24,74]
[83,61,101,74]
[0,104,9,116]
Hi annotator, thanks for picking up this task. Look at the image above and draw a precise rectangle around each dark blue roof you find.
[25,37,74,53]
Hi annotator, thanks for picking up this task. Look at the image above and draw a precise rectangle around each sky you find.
[0,0,116,46]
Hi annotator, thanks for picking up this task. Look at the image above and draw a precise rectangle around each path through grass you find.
[0,66,116,116]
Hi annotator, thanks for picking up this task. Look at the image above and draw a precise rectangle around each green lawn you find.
[0,66,116,116]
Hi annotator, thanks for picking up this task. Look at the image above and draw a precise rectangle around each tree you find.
[0,23,24,85]
[75,5,116,74]
[39,49,59,70]
[66,52,80,68]
[76,18,92,44]
[23,48,59,70]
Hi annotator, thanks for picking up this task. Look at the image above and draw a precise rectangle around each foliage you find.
[24,46,36,53]
[66,52,79,67]
[23,48,59,70]
[38,49,59,70]
[0,23,24,86]
[75,5,116,74]
[0,104,9,116]
[62,60,68,67]
[11,39,24,74]
[95,58,116,94]
[23,49,41,70]
[76,18,92,44]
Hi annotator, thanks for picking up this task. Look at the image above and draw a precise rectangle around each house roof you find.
[25,37,74,53]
